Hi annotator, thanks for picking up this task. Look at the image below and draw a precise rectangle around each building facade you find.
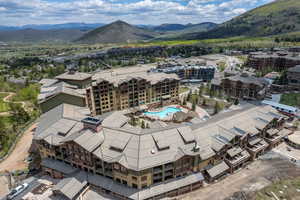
[247,52,300,72]
[86,70,180,115]
[287,65,300,90]
[213,73,268,100]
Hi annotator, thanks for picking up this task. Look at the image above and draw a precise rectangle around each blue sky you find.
[0,0,275,26]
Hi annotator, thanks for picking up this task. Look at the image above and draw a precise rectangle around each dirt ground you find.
[178,154,300,200]
[0,123,36,172]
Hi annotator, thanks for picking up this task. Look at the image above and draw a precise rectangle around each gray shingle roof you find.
[56,72,92,81]
[206,161,229,178]
[36,104,285,171]
[41,158,77,175]
[53,177,87,200]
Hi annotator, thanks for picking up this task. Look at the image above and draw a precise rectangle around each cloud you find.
[0,0,275,25]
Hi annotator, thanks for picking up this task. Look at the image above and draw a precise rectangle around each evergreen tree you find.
[214,102,222,114]
[141,121,145,129]
[202,98,207,106]
[192,100,196,111]
[234,98,239,105]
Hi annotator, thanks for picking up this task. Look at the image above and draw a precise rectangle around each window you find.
[132,176,138,181]
[142,184,147,189]
[141,176,147,181]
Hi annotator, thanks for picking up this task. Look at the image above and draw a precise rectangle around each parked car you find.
[7,183,28,199]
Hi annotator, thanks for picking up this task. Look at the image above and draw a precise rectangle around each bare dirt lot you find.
[178,153,300,200]
[0,123,36,172]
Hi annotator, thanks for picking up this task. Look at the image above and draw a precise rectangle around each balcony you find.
[153,173,162,179]
[153,167,163,174]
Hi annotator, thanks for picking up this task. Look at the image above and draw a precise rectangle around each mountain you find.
[152,24,187,32]
[0,28,88,43]
[76,20,160,44]
[151,22,217,33]
[0,23,104,31]
[181,0,300,40]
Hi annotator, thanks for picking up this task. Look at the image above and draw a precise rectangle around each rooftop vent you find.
[81,117,103,132]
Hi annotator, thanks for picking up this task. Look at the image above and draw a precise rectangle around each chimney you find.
[193,141,200,152]
[81,117,103,132]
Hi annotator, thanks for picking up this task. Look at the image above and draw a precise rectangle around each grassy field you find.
[280,93,300,107]
[255,177,300,200]
[0,93,10,112]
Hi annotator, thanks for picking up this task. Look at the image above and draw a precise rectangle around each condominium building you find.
[247,51,300,72]
[212,73,269,100]
[155,58,215,82]
[153,65,215,82]
[34,103,290,200]
[86,67,180,115]
[287,65,300,90]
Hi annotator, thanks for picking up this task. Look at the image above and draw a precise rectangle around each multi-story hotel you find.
[86,67,180,115]
[38,66,180,115]
[34,102,291,200]
[212,73,269,100]
[247,51,300,72]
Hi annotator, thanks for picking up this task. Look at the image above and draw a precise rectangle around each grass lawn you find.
[0,93,11,112]
[280,93,300,107]
[255,177,300,200]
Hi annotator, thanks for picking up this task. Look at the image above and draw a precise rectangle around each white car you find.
[7,183,29,200]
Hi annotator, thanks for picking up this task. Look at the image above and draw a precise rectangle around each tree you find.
[146,123,150,129]
[0,118,6,146]
[9,103,30,124]
[202,98,207,106]
[187,90,192,102]
[182,98,187,106]
[234,98,239,105]
[141,121,145,129]
[199,85,204,97]
[192,100,196,111]
[130,117,137,126]
[214,102,222,114]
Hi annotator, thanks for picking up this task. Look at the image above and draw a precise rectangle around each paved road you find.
[0,176,40,200]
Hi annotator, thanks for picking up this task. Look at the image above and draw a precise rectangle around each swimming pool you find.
[144,107,181,119]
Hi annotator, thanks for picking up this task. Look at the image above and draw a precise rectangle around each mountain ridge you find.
[178,0,300,40]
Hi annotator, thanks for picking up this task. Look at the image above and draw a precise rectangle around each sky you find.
[0,0,275,26]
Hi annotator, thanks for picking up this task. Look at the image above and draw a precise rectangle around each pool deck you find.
[143,105,189,121]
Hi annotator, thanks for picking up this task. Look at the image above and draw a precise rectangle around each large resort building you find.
[39,66,180,115]
[86,67,180,115]
[35,65,294,200]
[34,101,292,200]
